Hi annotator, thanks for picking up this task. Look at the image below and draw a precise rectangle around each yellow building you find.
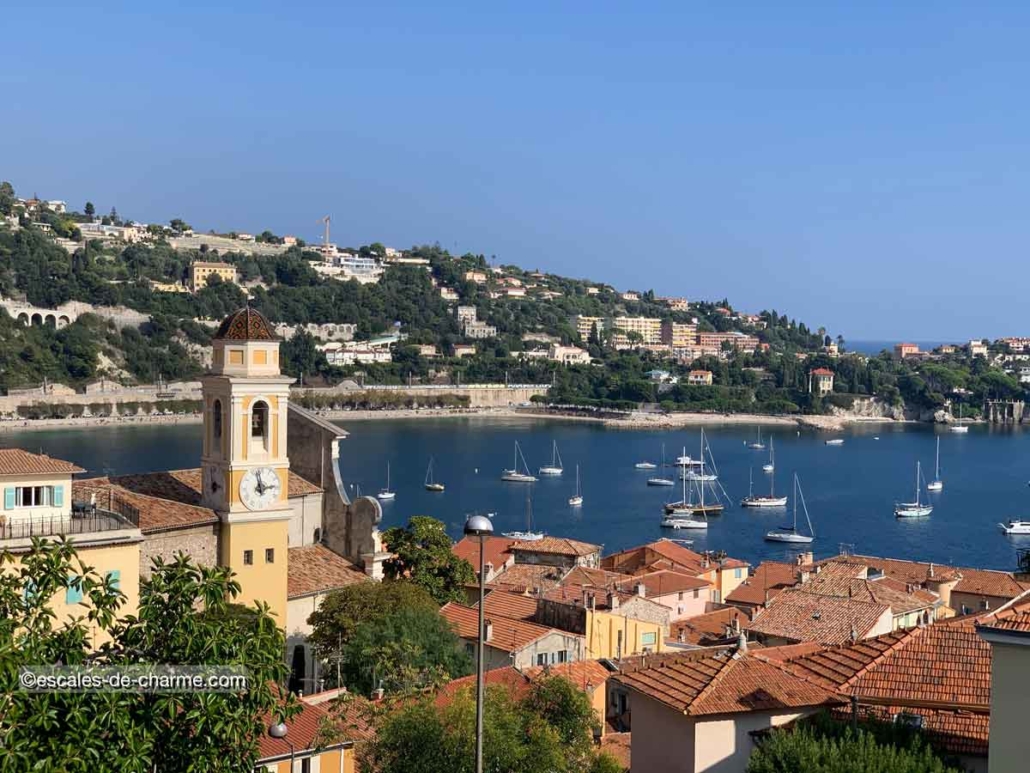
[188,261,237,292]
[610,316,663,347]
[0,448,143,646]
[584,606,666,659]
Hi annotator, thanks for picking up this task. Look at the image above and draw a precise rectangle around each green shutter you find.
[3,488,14,510]
[66,576,84,604]
[106,570,121,591]
[52,486,64,508]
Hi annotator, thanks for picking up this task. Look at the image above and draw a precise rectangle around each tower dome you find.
[213,307,277,342]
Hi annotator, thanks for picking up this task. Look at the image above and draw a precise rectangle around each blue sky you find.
[3,2,1029,340]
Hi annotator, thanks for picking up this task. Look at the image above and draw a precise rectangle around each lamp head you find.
[464,514,494,537]
[268,721,288,739]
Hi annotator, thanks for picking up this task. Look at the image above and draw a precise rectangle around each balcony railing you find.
[0,504,138,541]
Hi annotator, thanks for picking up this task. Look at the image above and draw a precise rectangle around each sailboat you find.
[666,432,726,517]
[539,440,564,476]
[647,443,675,486]
[741,465,788,508]
[762,438,776,474]
[424,457,445,492]
[927,436,943,492]
[895,460,933,517]
[747,427,766,450]
[765,474,815,543]
[503,489,544,541]
[377,462,396,500]
[949,404,969,433]
[501,441,537,482]
[568,464,583,507]
[661,459,708,529]
[683,434,719,481]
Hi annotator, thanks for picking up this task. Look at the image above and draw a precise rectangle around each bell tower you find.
[201,307,293,622]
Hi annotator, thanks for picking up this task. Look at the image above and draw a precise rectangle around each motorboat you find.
[999,520,1030,535]
[825,439,845,446]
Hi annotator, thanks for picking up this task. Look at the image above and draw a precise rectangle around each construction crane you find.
[318,215,331,250]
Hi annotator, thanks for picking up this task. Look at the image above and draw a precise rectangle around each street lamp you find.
[268,721,296,771]
[464,513,494,773]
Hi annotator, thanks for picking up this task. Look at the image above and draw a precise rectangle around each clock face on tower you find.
[239,467,282,511]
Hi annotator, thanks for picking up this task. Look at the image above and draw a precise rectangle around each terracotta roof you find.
[831,554,1028,600]
[811,367,834,376]
[109,467,321,501]
[725,562,800,607]
[618,570,711,597]
[509,536,600,557]
[73,478,218,534]
[839,703,989,758]
[258,700,335,761]
[600,732,631,771]
[488,564,567,595]
[611,648,842,716]
[562,565,633,589]
[978,592,1030,632]
[671,607,747,647]
[803,563,938,615]
[0,448,85,476]
[521,659,610,688]
[440,603,564,652]
[474,590,540,621]
[319,694,378,743]
[288,545,368,598]
[452,535,516,571]
[213,306,277,341]
[745,589,890,645]
[436,666,532,707]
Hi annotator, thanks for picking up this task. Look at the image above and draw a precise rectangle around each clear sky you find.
[4,2,1029,340]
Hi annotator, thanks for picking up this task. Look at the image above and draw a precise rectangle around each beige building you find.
[611,316,662,347]
[810,367,835,395]
[188,261,237,292]
[572,315,606,341]
[440,603,585,669]
[661,320,697,348]
[687,370,713,386]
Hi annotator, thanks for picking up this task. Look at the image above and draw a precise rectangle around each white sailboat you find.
[503,489,544,541]
[765,474,815,543]
[647,443,675,486]
[999,520,1030,535]
[665,432,726,517]
[683,433,720,482]
[747,427,766,450]
[927,436,943,492]
[762,437,776,474]
[424,457,445,492]
[501,441,538,482]
[949,404,969,433]
[539,440,564,476]
[568,464,583,507]
[377,462,396,500]
[661,461,708,529]
[741,465,788,508]
[895,460,933,517]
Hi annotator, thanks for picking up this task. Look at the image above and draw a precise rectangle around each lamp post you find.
[268,721,296,772]
[464,513,494,773]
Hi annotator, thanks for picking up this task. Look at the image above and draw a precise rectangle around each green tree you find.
[84,201,95,218]
[0,540,295,773]
[169,218,191,233]
[0,181,15,215]
[382,516,476,604]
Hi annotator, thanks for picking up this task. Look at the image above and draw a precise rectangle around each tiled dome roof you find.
[213,307,277,341]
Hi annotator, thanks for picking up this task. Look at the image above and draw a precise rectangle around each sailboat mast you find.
[915,461,921,506]
[793,474,798,531]
[699,431,705,509]
[935,437,940,479]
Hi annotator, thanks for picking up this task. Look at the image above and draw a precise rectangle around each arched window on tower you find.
[212,399,222,448]
[251,400,269,451]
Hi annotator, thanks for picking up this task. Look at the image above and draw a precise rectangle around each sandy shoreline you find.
[0,405,908,435]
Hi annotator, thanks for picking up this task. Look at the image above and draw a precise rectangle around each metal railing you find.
[0,507,137,541]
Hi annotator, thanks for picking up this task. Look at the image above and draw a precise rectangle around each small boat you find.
[674,454,697,467]
[377,462,396,500]
[747,427,766,450]
[647,444,675,486]
[895,460,933,518]
[825,438,845,446]
[682,470,718,482]
[927,436,943,492]
[762,437,776,473]
[568,464,583,507]
[664,434,727,517]
[949,404,969,433]
[501,441,538,483]
[504,489,544,541]
[661,513,708,529]
[634,461,657,470]
[741,466,788,508]
[999,520,1030,535]
[765,474,815,543]
[539,440,564,476]
[424,457,445,492]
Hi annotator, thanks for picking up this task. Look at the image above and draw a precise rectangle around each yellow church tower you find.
[201,307,293,622]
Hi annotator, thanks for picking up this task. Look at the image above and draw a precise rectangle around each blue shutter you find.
[52,486,64,508]
[66,576,84,604]
[3,488,14,510]
[106,569,121,591]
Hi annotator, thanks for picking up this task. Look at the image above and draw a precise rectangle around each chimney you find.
[484,561,493,579]
[906,583,914,594]
[607,591,620,611]
[850,625,858,643]
[484,619,493,642]
[929,562,935,578]
[732,616,740,634]
[584,590,596,610]
[737,630,748,653]
[371,686,385,701]
[635,582,646,598]
[800,570,810,585]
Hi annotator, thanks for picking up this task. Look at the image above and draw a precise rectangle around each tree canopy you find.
[382,516,477,604]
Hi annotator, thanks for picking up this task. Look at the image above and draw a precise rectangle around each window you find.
[677,592,684,601]
[105,570,120,591]
[243,550,254,566]
[641,632,657,646]
[251,401,268,439]
[265,548,275,564]
[536,653,547,666]
[14,486,53,508]
[734,568,743,579]
[693,589,700,599]
[557,650,568,663]
[894,712,924,729]
[212,399,222,439]
[66,576,83,604]
[301,759,311,773]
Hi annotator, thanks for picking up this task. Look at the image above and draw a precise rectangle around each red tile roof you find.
[436,666,532,707]
[802,563,938,616]
[258,700,336,761]
[452,535,516,571]
[671,607,747,646]
[509,536,601,557]
[600,732,631,771]
[725,562,800,607]
[978,592,1030,632]
[618,570,711,597]
[436,660,609,708]
[521,659,610,689]
[840,703,989,758]
[488,564,567,595]
[440,603,565,651]
[73,478,218,534]
[0,448,84,476]
[745,589,890,645]
[287,545,368,598]
[611,648,842,716]
[474,590,540,621]
[811,367,834,376]
[829,554,1029,600]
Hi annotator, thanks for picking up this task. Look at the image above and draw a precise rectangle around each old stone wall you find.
[140,523,219,580]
